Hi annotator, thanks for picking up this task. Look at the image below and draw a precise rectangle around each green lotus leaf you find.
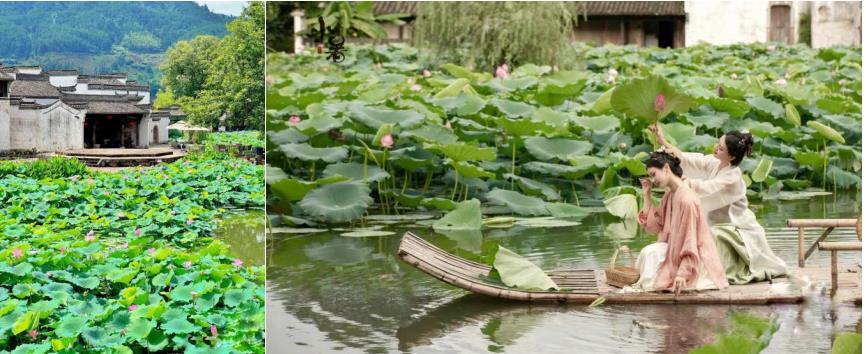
[751,158,774,183]
[611,75,694,122]
[807,121,846,144]
[522,161,590,179]
[268,128,309,144]
[298,182,373,223]
[349,104,425,130]
[269,175,348,202]
[698,96,751,118]
[604,194,638,220]
[684,109,728,130]
[591,87,615,113]
[503,174,561,201]
[489,76,538,92]
[781,179,811,190]
[491,245,559,291]
[489,98,536,118]
[162,318,198,335]
[495,116,559,137]
[403,125,459,145]
[661,122,697,147]
[323,162,390,183]
[486,188,550,216]
[828,165,860,189]
[574,115,620,134]
[424,142,496,162]
[433,199,482,230]
[531,107,575,128]
[81,327,113,348]
[143,330,169,351]
[524,137,593,162]
[747,96,785,119]
[391,146,438,171]
[280,143,348,163]
[822,115,861,135]
[536,71,587,106]
[817,97,860,114]
[545,203,590,219]
[429,92,487,115]
[513,64,551,77]
[421,197,457,211]
[448,160,495,179]
[292,116,343,136]
[434,78,471,98]
[126,318,154,340]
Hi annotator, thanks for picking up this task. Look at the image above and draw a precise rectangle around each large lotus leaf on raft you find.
[485,188,550,216]
[524,137,593,162]
[432,199,482,230]
[610,75,694,122]
[280,143,348,163]
[322,162,390,183]
[491,245,560,291]
[298,182,373,223]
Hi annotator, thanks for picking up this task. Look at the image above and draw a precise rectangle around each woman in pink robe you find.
[634,151,729,294]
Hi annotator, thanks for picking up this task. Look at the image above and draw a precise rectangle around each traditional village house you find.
[0,65,174,152]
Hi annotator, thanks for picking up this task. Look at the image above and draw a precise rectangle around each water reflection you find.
[267,192,861,353]
[215,209,266,266]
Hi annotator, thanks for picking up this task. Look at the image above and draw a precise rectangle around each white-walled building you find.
[0,65,171,152]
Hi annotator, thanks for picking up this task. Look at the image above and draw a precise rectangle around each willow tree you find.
[412,2,580,73]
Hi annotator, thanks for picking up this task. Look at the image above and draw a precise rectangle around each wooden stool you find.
[818,241,861,296]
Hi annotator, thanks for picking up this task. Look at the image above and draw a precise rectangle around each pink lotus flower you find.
[233,258,244,267]
[11,249,22,259]
[60,247,66,255]
[134,229,142,237]
[210,325,218,337]
[495,64,510,78]
[187,219,194,226]
[422,69,431,77]
[410,84,422,92]
[444,120,452,130]
[148,248,156,254]
[654,94,665,112]
[380,134,394,148]
[28,330,37,340]
[128,304,139,311]
[85,234,96,242]
[28,250,37,255]
[183,261,192,269]
[117,212,126,219]
[288,116,301,125]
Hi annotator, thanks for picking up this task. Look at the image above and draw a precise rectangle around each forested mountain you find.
[0,2,235,94]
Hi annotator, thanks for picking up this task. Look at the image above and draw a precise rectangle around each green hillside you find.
[0,2,234,94]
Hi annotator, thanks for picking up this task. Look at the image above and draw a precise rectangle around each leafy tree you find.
[160,35,220,98]
[176,3,264,132]
[413,2,581,72]
[153,89,175,109]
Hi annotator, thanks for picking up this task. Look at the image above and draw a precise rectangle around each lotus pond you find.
[267,191,861,353]
[0,154,265,353]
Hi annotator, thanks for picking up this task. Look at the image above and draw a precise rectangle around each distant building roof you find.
[9,80,60,98]
[47,70,79,76]
[82,101,146,115]
[372,1,685,17]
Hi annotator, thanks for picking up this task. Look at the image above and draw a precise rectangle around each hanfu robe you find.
[635,186,729,292]
[679,152,788,284]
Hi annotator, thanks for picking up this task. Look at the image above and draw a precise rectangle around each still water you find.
[267,192,862,353]
[216,209,266,267]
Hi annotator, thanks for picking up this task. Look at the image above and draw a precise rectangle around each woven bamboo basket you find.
[605,246,639,288]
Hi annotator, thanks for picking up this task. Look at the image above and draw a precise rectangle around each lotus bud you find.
[380,134,394,149]
[717,85,725,97]
[423,69,431,77]
[288,116,301,125]
[654,94,666,112]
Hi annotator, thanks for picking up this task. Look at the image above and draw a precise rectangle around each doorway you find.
[152,126,159,144]
[770,5,792,44]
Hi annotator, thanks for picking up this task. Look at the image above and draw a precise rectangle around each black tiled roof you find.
[9,80,61,98]
[372,1,685,16]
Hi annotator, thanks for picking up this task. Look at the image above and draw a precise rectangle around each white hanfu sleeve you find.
[679,152,719,180]
[685,168,744,212]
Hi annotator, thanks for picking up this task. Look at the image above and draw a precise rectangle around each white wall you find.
[137,116,149,148]
[15,67,41,75]
[49,75,77,87]
[0,101,10,150]
[40,102,83,151]
[70,84,150,104]
[812,1,862,47]
[685,1,770,46]
[8,106,42,150]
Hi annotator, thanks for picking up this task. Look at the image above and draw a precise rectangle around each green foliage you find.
[412,2,579,72]
[267,42,861,225]
[205,131,265,148]
[302,1,409,40]
[0,157,264,351]
[168,3,264,131]
[0,157,88,180]
[119,31,161,53]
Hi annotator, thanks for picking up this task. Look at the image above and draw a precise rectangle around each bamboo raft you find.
[397,232,861,305]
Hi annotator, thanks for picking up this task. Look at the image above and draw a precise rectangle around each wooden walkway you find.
[61,148,184,167]
[397,232,861,305]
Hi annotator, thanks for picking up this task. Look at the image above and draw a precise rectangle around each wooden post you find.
[798,226,805,267]
[830,250,838,297]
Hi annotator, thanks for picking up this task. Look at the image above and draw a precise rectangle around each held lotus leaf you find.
[611,75,694,122]
[491,245,560,291]
[299,182,374,223]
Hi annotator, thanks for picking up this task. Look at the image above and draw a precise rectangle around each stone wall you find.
[811,1,862,47]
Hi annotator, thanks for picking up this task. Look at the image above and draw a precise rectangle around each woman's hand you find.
[640,177,653,194]
[673,276,686,296]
